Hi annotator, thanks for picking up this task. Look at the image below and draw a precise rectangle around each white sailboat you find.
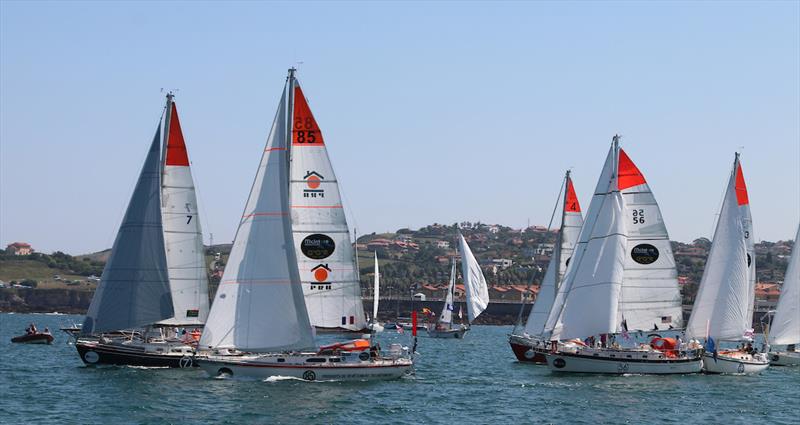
[685,153,768,374]
[427,234,490,338]
[77,94,209,368]
[543,135,702,374]
[767,224,800,366]
[288,79,366,332]
[196,69,412,381]
[509,170,583,363]
[367,252,385,333]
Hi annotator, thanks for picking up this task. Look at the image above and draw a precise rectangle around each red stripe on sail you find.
[617,149,646,190]
[735,163,749,206]
[166,103,190,166]
[292,85,325,146]
[565,177,581,212]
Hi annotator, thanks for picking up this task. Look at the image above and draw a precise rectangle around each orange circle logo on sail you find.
[307,175,321,189]
[312,264,331,282]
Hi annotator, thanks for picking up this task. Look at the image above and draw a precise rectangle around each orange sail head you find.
[565,177,581,213]
[617,148,646,190]
[165,103,190,166]
[292,85,325,146]
[735,162,749,206]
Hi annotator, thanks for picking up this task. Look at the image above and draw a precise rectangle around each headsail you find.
[158,96,210,326]
[438,258,457,325]
[769,224,800,345]
[686,154,753,340]
[547,136,682,341]
[199,77,315,352]
[373,252,380,321]
[458,234,489,323]
[523,171,583,337]
[288,79,366,331]
[83,126,173,334]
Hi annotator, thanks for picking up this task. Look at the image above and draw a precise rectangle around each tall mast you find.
[161,92,175,175]
[286,67,297,188]
[552,171,570,283]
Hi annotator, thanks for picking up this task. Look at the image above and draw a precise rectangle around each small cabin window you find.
[306,358,327,363]
[329,358,341,363]
[277,358,285,363]
[627,355,632,358]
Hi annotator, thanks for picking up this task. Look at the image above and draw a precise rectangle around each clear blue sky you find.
[1,1,798,254]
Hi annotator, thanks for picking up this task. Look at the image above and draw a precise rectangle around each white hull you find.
[198,352,412,381]
[769,350,800,366]
[426,327,468,339]
[702,352,769,374]
[544,350,703,375]
[367,322,384,333]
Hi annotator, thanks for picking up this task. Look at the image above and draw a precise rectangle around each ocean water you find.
[1,313,797,424]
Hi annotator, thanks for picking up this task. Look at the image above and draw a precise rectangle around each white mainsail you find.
[288,79,366,331]
[458,234,490,323]
[372,252,380,321]
[158,96,210,326]
[523,172,583,337]
[769,224,800,345]
[83,125,173,334]
[438,258,457,325]
[686,154,753,341]
[199,80,315,352]
[547,137,683,341]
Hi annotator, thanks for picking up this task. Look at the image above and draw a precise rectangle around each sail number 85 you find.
[632,209,645,224]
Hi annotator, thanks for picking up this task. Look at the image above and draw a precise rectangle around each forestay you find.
[158,98,209,326]
[769,224,800,345]
[199,84,315,352]
[83,127,173,334]
[458,234,490,323]
[686,155,752,341]
[288,80,366,331]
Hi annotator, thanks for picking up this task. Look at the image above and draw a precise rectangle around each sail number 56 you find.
[632,209,645,224]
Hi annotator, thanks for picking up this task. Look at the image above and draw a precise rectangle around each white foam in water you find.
[263,375,306,383]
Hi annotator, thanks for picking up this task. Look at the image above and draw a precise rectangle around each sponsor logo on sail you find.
[303,171,325,198]
[631,243,659,265]
[310,264,332,290]
[300,234,336,259]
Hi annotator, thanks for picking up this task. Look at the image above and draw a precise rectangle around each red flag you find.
[412,311,418,337]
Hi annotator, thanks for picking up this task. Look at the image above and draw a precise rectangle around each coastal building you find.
[6,242,33,256]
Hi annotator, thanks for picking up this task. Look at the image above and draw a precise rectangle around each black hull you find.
[75,342,196,368]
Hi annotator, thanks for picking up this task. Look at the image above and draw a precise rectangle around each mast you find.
[286,68,297,186]
[161,93,174,175]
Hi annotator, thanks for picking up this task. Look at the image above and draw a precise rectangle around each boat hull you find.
[769,350,800,366]
[508,334,547,363]
[75,340,197,368]
[198,354,412,381]
[544,350,703,374]
[702,352,770,374]
[11,333,54,344]
[426,327,468,339]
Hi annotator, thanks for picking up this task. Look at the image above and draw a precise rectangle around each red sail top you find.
[735,162,749,206]
[292,85,325,146]
[617,148,646,190]
[165,103,190,166]
[565,177,581,213]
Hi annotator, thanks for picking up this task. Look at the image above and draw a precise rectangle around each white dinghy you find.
[509,170,583,363]
[686,153,769,374]
[543,135,702,374]
[766,224,800,366]
[196,69,412,381]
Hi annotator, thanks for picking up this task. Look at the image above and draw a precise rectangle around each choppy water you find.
[1,313,798,424]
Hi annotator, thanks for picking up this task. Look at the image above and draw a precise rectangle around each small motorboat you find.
[12,332,54,344]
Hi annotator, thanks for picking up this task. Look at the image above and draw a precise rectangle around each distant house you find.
[6,242,33,256]
[491,258,513,269]
[487,226,500,234]
[755,282,781,302]
[534,243,554,256]
[435,240,450,249]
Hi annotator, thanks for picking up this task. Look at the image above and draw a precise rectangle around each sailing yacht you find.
[542,136,703,374]
[288,76,366,333]
[427,234,490,338]
[509,170,583,363]
[686,154,769,374]
[767,224,800,366]
[367,252,385,333]
[196,69,412,381]
[76,94,210,368]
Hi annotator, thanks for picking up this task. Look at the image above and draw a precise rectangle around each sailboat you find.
[76,94,210,368]
[767,224,800,366]
[196,69,412,381]
[367,252,384,333]
[288,76,366,333]
[509,170,583,363]
[686,154,769,374]
[543,135,703,374]
[427,234,490,338]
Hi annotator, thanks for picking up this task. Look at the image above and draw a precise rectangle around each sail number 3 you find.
[632,209,645,224]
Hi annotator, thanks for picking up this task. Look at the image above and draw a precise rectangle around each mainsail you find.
[769,224,800,345]
[288,78,366,331]
[83,126,173,334]
[547,136,682,341]
[199,78,315,352]
[438,258,457,325]
[686,154,753,340]
[158,96,210,326]
[458,234,490,323]
[372,252,380,321]
[523,172,583,337]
